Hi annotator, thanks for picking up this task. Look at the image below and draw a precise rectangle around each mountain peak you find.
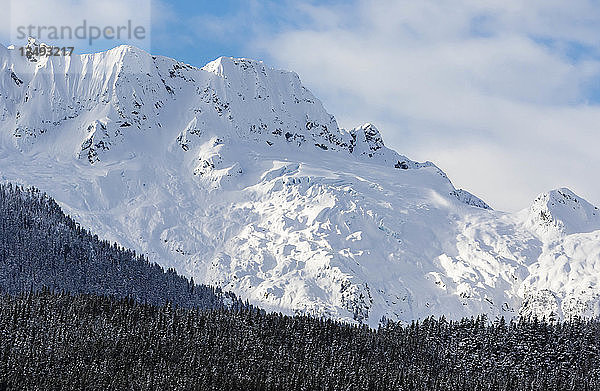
[349,123,384,155]
[0,43,493,209]
[25,36,43,48]
[525,187,600,237]
[202,56,270,79]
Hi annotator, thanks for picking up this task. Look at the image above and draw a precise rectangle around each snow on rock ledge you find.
[524,188,600,239]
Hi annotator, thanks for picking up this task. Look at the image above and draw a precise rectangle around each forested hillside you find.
[0,183,242,310]
[0,290,598,391]
[1,182,599,390]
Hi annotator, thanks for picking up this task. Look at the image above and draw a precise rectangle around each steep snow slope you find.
[0,41,598,326]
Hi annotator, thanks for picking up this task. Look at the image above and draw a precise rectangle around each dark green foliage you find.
[1,183,599,390]
[0,291,599,391]
[0,183,242,310]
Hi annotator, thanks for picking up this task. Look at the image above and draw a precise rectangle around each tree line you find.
[0,290,598,390]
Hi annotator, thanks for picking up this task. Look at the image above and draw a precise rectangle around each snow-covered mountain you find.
[1,39,599,326]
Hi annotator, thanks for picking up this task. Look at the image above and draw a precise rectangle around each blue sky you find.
[150,0,304,66]
[2,0,600,211]
[150,0,258,66]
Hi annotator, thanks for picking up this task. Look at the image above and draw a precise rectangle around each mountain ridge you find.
[0,41,598,326]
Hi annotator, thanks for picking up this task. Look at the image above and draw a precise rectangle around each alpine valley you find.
[1,39,599,327]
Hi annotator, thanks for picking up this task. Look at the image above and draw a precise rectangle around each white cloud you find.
[254,0,600,211]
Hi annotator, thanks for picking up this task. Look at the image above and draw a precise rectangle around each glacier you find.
[1,39,599,326]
